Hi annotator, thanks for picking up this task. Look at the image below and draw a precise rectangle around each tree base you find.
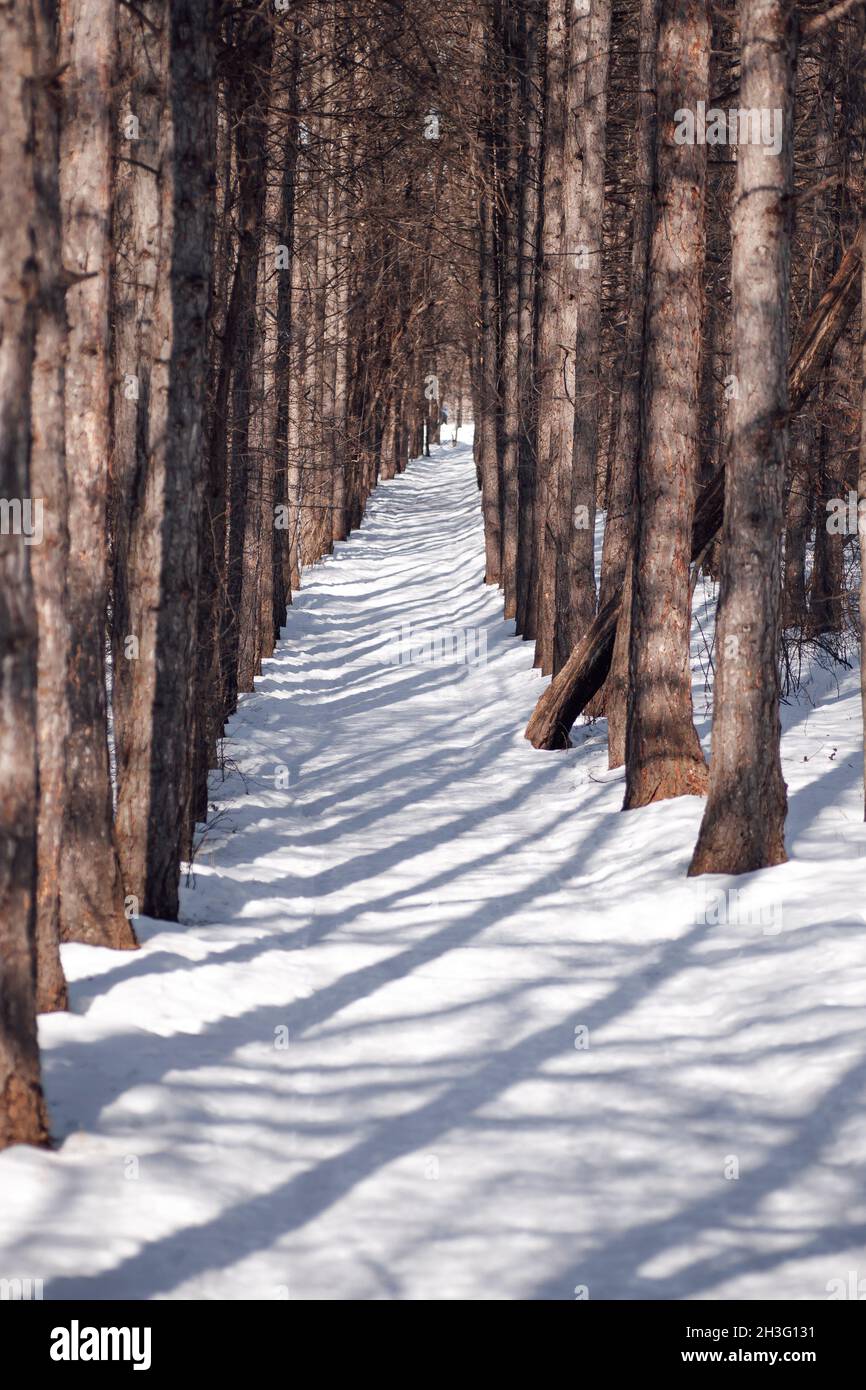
[0,1076,50,1152]
[624,755,709,809]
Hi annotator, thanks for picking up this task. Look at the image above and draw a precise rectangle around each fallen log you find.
[525,225,865,751]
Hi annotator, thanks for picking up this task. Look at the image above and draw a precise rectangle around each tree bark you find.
[30,0,70,1010]
[112,0,216,917]
[555,0,612,672]
[0,0,50,1148]
[624,0,711,808]
[533,0,569,667]
[497,0,522,619]
[59,0,137,948]
[221,7,273,715]
[782,423,813,628]
[525,231,865,749]
[600,0,659,764]
[860,175,866,818]
[514,0,543,639]
[689,0,796,874]
[478,101,503,584]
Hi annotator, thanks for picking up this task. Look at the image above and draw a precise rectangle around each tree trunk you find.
[478,108,503,584]
[624,0,711,808]
[860,195,866,817]
[222,8,273,715]
[782,423,813,628]
[533,0,569,668]
[600,0,659,763]
[555,0,612,672]
[810,364,847,635]
[59,0,137,948]
[514,0,543,639]
[191,99,236,827]
[0,0,50,1148]
[30,0,70,1010]
[271,22,301,639]
[525,227,864,749]
[497,0,521,619]
[112,0,216,917]
[689,0,796,874]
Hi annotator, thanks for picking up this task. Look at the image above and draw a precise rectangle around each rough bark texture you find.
[271,33,300,639]
[598,0,659,762]
[547,0,587,672]
[192,115,237,826]
[478,99,503,585]
[59,0,136,948]
[112,0,216,919]
[624,0,711,808]
[514,0,543,638]
[222,9,273,716]
[30,0,70,1010]
[782,424,812,628]
[497,0,522,619]
[555,0,611,672]
[0,0,50,1148]
[689,0,796,874]
[860,209,866,818]
[525,222,864,750]
[533,0,568,667]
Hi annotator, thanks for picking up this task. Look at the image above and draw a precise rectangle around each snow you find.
[2,429,866,1301]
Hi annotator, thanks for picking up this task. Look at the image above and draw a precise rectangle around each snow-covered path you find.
[3,436,866,1300]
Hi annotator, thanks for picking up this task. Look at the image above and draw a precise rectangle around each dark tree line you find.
[0,0,469,1149]
[470,0,866,872]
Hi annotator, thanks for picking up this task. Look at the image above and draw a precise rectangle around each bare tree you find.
[59,0,136,948]
[624,0,711,808]
[0,0,50,1149]
[112,0,217,917]
[30,0,70,1011]
[600,0,659,767]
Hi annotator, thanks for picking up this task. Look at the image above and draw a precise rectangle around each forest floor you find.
[2,431,866,1300]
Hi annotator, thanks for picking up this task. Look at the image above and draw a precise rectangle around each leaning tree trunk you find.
[624,0,711,808]
[524,228,865,749]
[0,0,50,1148]
[805,33,845,639]
[689,0,796,874]
[59,0,137,948]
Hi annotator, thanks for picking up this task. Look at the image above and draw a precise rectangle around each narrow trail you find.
[3,436,866,1300]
